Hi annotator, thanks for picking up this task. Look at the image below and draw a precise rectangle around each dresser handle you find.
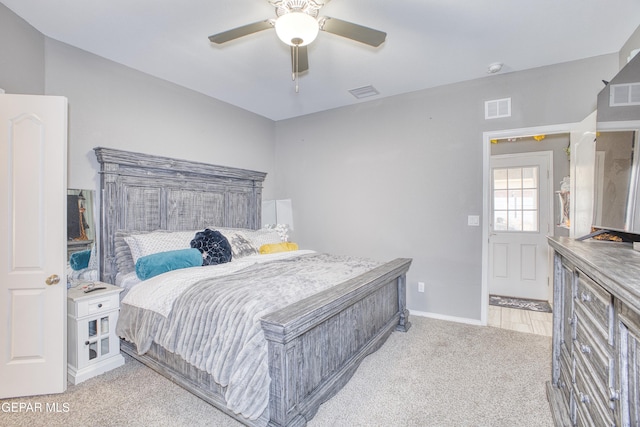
[98,303,103,308]
[580,292,591,302]
[580,344,591,354]
[84,341,90,346]
[610,388,620,401]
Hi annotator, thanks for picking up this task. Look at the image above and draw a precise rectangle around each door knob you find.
[45,274,60,285]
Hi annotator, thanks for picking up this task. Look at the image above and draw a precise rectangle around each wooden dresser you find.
[547,236,640,426]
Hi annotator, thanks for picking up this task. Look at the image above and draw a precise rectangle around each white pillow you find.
[124,230,197,264]
[87,244,98,270]
[242,228,283,248]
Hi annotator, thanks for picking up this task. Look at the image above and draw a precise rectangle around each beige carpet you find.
[1,316,553,427]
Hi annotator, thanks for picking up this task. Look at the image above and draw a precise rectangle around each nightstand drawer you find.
[72,293,120,318]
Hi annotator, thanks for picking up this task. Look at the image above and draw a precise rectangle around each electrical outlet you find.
[418,282,425,293]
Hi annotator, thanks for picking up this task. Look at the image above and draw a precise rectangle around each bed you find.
[94,147,412,426]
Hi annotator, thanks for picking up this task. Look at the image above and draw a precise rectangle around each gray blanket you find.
[117,253,381,422]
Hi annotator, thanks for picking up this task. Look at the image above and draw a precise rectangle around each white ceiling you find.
[4,0,640,121]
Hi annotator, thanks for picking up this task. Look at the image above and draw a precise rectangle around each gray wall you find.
[0,3,45,94]
[273,55,618,320]
[43,39,276,194]
[0,5,276,197]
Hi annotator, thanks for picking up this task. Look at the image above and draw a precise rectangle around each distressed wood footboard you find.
[261,258,412,427]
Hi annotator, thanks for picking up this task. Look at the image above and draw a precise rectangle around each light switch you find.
[468,215,480,226]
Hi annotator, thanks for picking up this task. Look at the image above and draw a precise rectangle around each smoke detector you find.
[487,63,503,74]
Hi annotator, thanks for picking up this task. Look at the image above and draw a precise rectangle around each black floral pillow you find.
[190,229,232,266]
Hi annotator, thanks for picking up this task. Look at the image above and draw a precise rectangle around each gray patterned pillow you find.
[216,229,258,259]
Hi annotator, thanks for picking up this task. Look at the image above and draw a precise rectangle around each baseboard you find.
[409,309,483,326]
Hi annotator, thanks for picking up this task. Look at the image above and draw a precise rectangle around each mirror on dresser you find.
[67,189,95,260]
[593,52,640,237]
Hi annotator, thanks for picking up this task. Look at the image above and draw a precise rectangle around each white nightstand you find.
[67,283,124,385]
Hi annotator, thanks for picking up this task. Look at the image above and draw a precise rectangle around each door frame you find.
[481,122,579,325]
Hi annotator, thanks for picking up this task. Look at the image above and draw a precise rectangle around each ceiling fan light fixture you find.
[275,12,319,46]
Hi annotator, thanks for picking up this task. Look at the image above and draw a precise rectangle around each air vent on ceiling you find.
[610,83,640,107]
[349,85,380,99]
[485,98,511,119]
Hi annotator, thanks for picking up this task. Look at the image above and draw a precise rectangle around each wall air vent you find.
[349,85,380,99]
[610,83,640,106]
[485,98,511,119]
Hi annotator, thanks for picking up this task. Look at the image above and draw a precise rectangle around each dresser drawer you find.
[558,349,573,413]
[574,269,613,341]
[574,312,613,405]
[574,359,615,427]
[71,293,120,318]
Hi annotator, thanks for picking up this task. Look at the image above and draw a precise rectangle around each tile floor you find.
[488,304,553,337]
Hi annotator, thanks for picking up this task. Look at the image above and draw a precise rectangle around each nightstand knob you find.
[45,274,60,285]
[98,303,103,308]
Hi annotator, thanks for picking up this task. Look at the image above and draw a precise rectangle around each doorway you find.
[481,124,574,326]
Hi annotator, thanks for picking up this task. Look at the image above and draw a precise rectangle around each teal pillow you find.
[135,248,203,280]
[70,249,91,270]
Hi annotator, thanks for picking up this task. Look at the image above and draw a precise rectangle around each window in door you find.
[493,166,539,232]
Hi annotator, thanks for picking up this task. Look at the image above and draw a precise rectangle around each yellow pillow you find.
[259,242,299,254]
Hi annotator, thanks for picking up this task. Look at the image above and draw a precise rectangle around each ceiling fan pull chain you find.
[291,46,296,81]
[292,38,302,93]
[295,45,299,93]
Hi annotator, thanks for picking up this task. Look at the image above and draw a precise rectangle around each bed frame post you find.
[396,274,411,332]
[95,156,120,284]
[267,341,304,427]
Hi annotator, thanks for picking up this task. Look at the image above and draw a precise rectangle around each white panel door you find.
[570,111,597,238]
[0,94,68,398]
[489,152,552,300]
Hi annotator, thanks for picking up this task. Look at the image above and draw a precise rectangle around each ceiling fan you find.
[208,0,386,91]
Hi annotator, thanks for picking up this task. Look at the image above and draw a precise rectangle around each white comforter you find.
[122,250,316,317]
[117,251,382,423]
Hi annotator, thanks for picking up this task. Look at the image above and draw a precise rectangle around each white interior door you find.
[570,111,597,238]
[489,151,552,301]
[0,94,68,398]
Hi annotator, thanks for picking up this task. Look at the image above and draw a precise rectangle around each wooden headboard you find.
[94,147,267,284]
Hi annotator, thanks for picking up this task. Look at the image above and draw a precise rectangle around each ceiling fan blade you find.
[208,20,273,44]
[320,17,386,47]
[291,45,309,74]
